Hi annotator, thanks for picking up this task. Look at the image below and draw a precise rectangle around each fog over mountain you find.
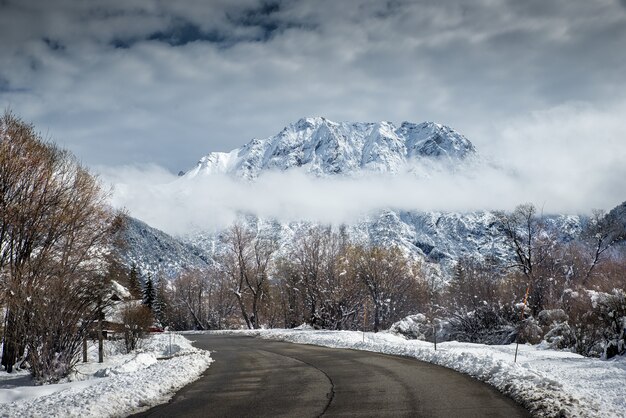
[101,117,597,277]
[101,116,621,237]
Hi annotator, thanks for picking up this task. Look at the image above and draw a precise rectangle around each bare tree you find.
[274,227,366,330]
[274,257,305,328]
[121,304,154,353]
[496,204,556,315]
[0,112,114,381]
[580,209,626,285]
[496,204,539,278]
[204,267,238,329]
[220,224,277,329]
[352,244,417,332]
[173,269,208,330]
[292,226,326,326]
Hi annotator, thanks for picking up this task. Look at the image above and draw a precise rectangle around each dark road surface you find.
[133,334,530,418]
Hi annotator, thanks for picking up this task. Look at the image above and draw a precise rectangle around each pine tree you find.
[143,276,156,312]
[153,278,169,327]
[127,264,142,299]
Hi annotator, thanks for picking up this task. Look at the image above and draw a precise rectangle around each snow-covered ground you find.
[2,329,623,417]
[0,333,212,418]
[202,328,625,418]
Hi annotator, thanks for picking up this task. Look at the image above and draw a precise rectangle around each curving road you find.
[132,334,530,418]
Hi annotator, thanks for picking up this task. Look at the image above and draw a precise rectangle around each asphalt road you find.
[132,334,530,418]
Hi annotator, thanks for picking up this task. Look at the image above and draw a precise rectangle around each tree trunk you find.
[3,340,15,373]
[374,304,380,333]
[235,293,252,329]
[252,297,259,329]
[82,334,88,363]
[98,319,104,363]
[2,309,16,373]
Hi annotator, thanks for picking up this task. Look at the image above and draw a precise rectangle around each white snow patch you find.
[110,280,131,299]
[0,333,212,417]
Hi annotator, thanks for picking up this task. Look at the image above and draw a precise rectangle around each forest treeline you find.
[136,203,626,359]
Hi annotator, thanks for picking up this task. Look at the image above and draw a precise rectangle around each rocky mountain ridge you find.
[116,216,211,279]
[120,117,606,280]
[184,117,476,179]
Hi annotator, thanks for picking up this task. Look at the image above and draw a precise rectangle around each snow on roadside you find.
[0,333,212,418]
[207,329,624,418]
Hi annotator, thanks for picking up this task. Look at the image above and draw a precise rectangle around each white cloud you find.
[2,0,626,172]
[98,100,626,237]
[485,101,626,212]
[3,0,626,232]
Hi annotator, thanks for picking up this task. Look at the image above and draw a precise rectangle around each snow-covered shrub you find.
[563,290,605,357]
[537,309,568,326]
[541,322,576,350]
[592,289,626,359]
[442,257,519,344]
[537,309,575,350]
[563,288,626,358]
[448,306,517,344]
[389,314,430,340]
[517,317,543,344]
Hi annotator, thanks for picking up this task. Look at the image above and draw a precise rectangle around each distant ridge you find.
[184,117,476,179]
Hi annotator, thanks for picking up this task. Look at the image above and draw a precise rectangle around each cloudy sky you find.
[2,0,626,231]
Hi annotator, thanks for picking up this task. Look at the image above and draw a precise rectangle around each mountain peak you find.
[185,117,477,179]
[292,116,327,128]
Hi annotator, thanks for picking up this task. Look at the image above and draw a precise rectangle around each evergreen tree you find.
[127,264,143,299]
[153,278,169,327]
[143,276,156,312]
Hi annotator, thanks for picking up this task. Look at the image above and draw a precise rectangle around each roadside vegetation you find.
[157,204,626,359]
[1,111,624,386]
[0,112,154,383]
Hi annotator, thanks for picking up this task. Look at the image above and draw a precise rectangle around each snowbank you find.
[208,329,625,418]
[0,333,212,417]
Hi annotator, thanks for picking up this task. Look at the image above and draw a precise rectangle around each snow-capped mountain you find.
[121,117,589,279]
[606,201,626,242]
[184,117,476,179]
[168,118,578,278]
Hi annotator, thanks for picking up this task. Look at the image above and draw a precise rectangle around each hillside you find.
[167,118,582,278]
[116,216,211,278]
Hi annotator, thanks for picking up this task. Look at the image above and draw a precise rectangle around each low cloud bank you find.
[97,102,626,236]
[97,162,622,236]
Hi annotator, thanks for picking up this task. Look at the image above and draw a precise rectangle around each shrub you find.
[121,304,153,353]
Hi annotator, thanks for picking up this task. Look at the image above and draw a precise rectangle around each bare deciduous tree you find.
[580,209,626,285]
[275,227,365,330]
[219,224,277,329]
[166,267,237,331]
[0,112,114,381]
[352,245,418,332]
[496,204,556,315]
